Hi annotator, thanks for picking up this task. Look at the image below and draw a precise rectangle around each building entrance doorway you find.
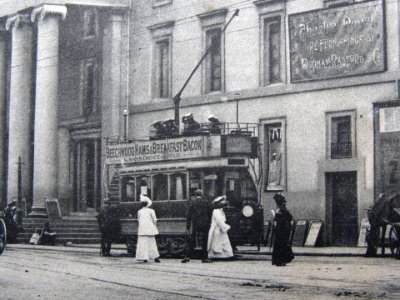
[326,172,358,246]
[72,139,101,213]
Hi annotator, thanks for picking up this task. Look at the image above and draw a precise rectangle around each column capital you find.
[5,14,30,31]
[31,4,67,23]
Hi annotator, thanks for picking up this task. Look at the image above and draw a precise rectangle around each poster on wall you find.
[289,0,385,82]
[266,124,284,191]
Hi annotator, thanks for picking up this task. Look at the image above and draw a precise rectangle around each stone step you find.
[19,232,101,238]
[18,216,102,244]
[22,226,100,233]
[16,237,101,244]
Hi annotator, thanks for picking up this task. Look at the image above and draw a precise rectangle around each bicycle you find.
[0,212,7,255]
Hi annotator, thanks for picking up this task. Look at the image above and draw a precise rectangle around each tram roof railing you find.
[106,122,260,145]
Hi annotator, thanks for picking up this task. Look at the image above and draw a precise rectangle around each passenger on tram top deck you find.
[182,113,201,136]
[163,118,179,136]
[151,120,168,138]
[207,115,222,134]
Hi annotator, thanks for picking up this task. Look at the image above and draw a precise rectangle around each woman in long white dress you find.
[135,195,161,263]
[207,196,234,259]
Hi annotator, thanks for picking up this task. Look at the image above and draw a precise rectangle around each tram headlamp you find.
[242,205,254,218]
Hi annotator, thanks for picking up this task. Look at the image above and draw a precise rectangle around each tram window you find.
[137,176,151,199]
[189,172,202,196]
[170,173,187,200]
[153,174,168,201]
[204,171,223,199]
[125,177,136,202]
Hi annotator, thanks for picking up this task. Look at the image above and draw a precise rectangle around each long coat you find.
[137,207,159,236]
[207,208,233,258]
[272,207,294,265]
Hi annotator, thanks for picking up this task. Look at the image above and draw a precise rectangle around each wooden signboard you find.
[45,198,62,219]
[304,220,322,247]
[357,218,370,247]
[292,220,308,247]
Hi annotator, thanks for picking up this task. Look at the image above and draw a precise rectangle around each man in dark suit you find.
[181,189,212,263]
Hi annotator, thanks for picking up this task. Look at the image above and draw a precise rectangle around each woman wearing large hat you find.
[135,195,161,263]
[271,193,294,266]
[207,196,234,260]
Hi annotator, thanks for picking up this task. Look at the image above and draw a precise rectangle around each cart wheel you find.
[389,224,400,257]
[0,219,6,255]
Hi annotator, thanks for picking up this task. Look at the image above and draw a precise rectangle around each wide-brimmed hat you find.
[184,113,193,119]
[140,194,152,207]
[163,118,175,124]
[194,189,204,197]
[212,195,228,208]
[208,115,219,121]
[151,120,163,127]
[273,193,286,206]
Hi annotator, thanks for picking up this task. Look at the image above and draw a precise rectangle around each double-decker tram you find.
[102,122,264,256]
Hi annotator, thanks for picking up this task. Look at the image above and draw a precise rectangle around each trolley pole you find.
[173,9,240,129]
[16,156,24,231]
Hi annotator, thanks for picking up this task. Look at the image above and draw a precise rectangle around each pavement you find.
[4,243,371,257]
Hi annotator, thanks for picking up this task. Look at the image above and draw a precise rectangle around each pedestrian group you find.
[134,190,294,266]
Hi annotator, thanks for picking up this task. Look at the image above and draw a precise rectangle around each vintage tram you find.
[100,122,264,256]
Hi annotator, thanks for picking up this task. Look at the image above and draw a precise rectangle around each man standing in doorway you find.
[181,189,212,263]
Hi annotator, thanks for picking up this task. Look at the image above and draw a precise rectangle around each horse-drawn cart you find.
[366,192,400,258]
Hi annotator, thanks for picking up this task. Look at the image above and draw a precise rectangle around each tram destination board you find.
[289,0,385,82]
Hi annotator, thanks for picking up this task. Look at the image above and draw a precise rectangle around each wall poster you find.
[265,122,285,191]
[289,0,385,82]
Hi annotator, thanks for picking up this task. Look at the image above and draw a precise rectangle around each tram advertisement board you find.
[289,0,385,82]
[374,102,400,199]
[106,135,221,164]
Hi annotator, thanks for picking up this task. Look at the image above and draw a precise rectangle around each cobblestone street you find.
[1,246,399,299]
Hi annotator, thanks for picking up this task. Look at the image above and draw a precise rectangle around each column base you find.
[28,206,47,218]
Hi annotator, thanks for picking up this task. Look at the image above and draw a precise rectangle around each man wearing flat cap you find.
[272,193,294,266]
[181,189,212,263]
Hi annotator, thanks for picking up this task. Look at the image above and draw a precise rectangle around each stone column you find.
[30,5,67,216]
[57,127,70,215]
[5,14,34,208]
[80,141,88,212]
[101,12,124,139]
[101,12,125,203]
[0,28,8,206]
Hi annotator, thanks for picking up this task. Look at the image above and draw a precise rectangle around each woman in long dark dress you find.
[272,193,294,266]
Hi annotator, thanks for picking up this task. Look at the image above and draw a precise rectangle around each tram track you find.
[3,248,398,299]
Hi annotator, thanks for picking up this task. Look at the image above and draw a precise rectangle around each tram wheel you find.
[157,236,170,256]
[0,219,6,255]
[170,236,186,256]
[389,224,400,257]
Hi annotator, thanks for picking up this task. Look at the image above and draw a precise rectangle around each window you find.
[198,9,227,94]
[80,60,98,117]
[263,16,281,85]
[262,118,286,191]
[327,111,356,159]
[153,174,168,200]
[255,1,286,86]
[155,39,170,98]
[83,9,98,38]
[149,21,174,99]
[205,28,222,93]
[170,173,187,200]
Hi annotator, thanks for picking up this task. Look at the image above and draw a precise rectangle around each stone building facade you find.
[0,0,131,216]
[128,0,400,246]
[1,0,399,246]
